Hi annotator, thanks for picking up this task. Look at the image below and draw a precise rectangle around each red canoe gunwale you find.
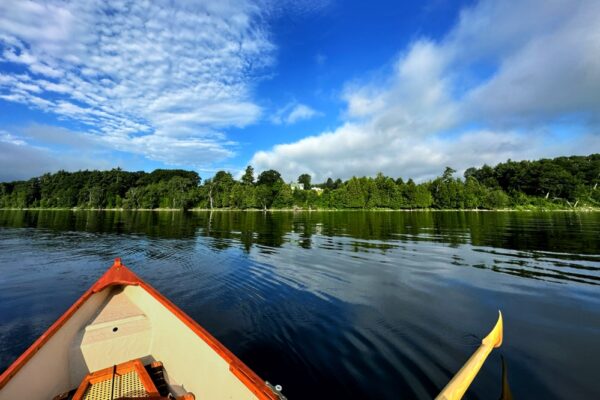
[0,258,279,400]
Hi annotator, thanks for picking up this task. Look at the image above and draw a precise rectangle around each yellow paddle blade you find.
[435,311,504,400]
[482,311,503,348]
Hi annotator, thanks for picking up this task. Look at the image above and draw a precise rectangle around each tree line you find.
[0,154,598,210]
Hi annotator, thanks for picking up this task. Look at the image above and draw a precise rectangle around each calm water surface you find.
[0,210,599,399]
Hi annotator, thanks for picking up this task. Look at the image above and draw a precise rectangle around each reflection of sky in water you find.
[0,210,599,399]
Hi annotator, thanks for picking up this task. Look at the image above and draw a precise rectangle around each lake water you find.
[0,210,599,399]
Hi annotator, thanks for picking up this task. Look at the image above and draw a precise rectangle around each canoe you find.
[0,258,285,400]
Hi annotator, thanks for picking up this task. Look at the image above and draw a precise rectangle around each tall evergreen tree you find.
[242,166,255,185]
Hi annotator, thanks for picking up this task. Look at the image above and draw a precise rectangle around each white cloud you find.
[271,102,321,125]
[0,130,27,146]
[287,104,320,124]
[252,0,600,182]
[454,1,600,124]
[0,0,274,168]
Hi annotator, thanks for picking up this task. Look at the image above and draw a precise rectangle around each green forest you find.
[1,154,598,210]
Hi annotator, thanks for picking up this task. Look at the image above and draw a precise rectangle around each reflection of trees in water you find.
[1,210,598,284]
[0,210,200,239]
[195,211,292,251]
[2,211,599,255]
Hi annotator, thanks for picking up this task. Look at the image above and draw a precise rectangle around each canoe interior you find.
[1,284,260,400]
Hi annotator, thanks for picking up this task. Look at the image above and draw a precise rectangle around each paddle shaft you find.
[435,342,495,400]
[436,311,503,400]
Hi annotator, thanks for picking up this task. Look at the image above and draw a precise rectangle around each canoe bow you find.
[436,311,503,400]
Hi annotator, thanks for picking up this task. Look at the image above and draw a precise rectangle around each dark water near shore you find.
[0,210,599,399]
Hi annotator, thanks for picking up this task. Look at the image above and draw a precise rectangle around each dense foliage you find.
[1,155,598,210]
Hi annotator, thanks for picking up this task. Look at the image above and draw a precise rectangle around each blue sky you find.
[0,0,599,182]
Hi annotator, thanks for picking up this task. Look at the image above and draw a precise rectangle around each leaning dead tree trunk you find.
[208,184,214,209]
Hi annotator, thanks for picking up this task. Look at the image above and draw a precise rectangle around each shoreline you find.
[0,207,598,212]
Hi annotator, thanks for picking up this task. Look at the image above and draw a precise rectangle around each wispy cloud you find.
[0,130,27,146]
[252,0,600,181]
[0,0,275,167]
[271,102,322,125]
[265,0,334,18]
